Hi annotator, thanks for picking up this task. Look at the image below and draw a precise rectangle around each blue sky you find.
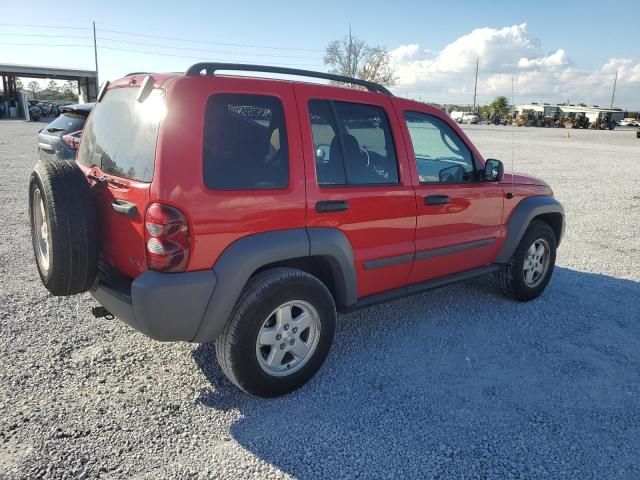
[3,0,639,107]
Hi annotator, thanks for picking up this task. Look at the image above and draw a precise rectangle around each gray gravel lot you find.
[1,120,639,479]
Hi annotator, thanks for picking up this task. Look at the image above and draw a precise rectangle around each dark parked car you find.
[37,103,94,161]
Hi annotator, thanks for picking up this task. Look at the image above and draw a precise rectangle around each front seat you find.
[340,134,378,183]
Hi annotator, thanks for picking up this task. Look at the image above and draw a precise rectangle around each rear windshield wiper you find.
[46,127,65,133]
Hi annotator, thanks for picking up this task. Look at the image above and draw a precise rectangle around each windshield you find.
[78,87,165,182]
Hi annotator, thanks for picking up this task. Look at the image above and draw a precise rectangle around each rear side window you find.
[44,112,86,134]
[203,94,288,190]
[78,87,163,182]
[308,100,398,186]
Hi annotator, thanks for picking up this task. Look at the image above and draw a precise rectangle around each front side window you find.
[203,94,288,190]
[404,112,475,184]
[309,100,398,186]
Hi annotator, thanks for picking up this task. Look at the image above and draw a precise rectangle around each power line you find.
[0,41,324,68]
[96,28,324,52]
[0,32,92,39]
[2,20,325,53]
[0,22,90,30]
[97,36,323,60]
[0,42,91,48]
[98,45,325,68]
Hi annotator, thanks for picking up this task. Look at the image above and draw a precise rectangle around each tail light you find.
[144,203,190,272]
[62,129,82,150]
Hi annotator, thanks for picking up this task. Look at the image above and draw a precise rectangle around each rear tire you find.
[497,220,557,301]
[29,161,99,296]
[215,268,336,397]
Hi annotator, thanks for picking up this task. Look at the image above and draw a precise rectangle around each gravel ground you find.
[1,120,639,480]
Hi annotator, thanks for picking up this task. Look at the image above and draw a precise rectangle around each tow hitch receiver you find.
[92,306,115,320]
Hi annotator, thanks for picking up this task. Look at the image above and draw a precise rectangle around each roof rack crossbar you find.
[185,63,393,95]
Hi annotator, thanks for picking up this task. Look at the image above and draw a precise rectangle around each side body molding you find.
[192,227,357,343]
[495,196,565,264]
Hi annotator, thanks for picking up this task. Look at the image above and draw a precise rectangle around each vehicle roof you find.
[109,71,392,98]
[107,70,445,117]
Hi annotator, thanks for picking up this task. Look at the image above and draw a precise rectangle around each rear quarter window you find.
[78,87,164,182]
[203,93,288,190]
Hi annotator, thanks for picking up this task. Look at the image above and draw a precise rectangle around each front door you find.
[294,85,417,298]
[398,106,504,284]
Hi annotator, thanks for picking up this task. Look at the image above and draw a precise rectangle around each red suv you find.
[29,64,565,397]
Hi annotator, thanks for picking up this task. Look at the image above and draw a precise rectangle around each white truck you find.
[450,111,479,124]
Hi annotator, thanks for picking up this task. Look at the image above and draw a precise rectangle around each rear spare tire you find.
[29,161,99,296]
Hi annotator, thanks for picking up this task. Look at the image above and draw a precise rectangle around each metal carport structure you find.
[1,64,98,119]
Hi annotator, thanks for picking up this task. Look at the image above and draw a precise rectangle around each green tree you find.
[61,80,78,101]
[324,29,396,87]
[46,80,60,94]
[489,96,510,116]
[62,80,76,93]
[27,81,41,99]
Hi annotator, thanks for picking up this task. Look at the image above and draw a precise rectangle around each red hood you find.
[500,172,549,187]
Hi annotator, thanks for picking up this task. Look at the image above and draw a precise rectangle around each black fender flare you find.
[192,227,357,343]
[495,196,565,264]
[307,227,357,308]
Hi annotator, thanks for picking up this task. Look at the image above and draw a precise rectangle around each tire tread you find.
[215,268,335,397]
[29,160,99,296]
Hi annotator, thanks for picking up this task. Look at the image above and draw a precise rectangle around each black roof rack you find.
[185,63,393,96]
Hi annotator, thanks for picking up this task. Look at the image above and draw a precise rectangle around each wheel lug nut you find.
[292,327,298,334]
[289,339,295,345]
[284,324,289,331]
[280,343,285,350]
[276,334,282,341]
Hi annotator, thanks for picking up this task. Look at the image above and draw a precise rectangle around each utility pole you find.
[93,21,99,85]
[472,58,479,113]
[610,68,618,109]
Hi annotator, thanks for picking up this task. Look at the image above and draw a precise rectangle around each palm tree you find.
[490,96,510,116]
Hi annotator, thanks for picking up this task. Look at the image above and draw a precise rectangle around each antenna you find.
[610,68,618,109]
[92,21,99,85]
[472,58,479,114]
[508,76,514,199]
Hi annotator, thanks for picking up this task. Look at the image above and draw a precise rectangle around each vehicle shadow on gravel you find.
[193,267,640,479]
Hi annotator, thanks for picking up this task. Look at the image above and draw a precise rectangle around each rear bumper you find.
[91,269,217,341]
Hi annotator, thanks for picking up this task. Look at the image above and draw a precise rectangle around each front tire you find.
[497,220,557,301]
[215,268,336,397]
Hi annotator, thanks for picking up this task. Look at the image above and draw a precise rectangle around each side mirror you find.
[484,158,504,182]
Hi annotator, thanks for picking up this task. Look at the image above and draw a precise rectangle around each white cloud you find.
[390,24,640,108]
[518,49,569,69]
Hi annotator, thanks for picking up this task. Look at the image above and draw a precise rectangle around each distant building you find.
[514,103,624,123]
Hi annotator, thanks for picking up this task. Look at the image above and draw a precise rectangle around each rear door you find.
[294,84,417,298]
[77,86,164,279]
